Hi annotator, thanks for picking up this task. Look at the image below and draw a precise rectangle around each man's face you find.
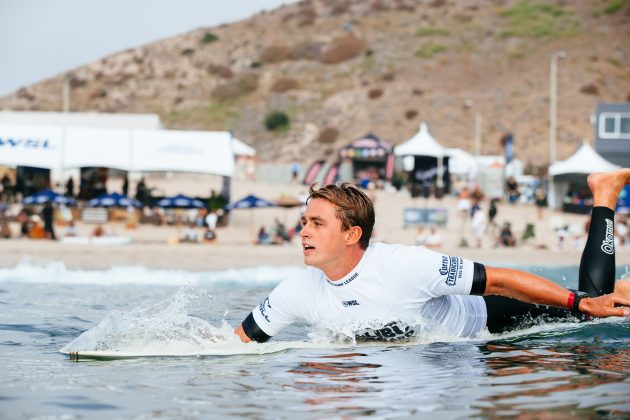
[300,198,348,272]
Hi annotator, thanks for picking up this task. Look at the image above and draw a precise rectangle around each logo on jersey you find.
[342,299,359,307]
[258,297,272,322]
[440,255,463,286]
[327,271,359,287]
[601,218,614,255]
[356,322,415,341]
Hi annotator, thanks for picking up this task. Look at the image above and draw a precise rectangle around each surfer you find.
[235,169,630,343]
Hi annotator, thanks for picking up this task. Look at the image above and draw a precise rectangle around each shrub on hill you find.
[200,32,219,44]
[317,127,339,144]
[320,34,367,64]
[271,78,300,93]
[265,111,290,132]
[260,45,290,64]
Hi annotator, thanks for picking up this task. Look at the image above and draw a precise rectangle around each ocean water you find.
[1,261,629,418]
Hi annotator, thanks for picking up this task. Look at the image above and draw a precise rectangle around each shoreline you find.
[1,237,628,272]
[1,179,628,272]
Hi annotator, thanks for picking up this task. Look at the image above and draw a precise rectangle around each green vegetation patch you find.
[164,101,239,131]
[416,27,450,37]
[604,0,627,14]
[200,32,219,44]
[499,1,579,39]
[415,43,447,59]
[264,111,290,132]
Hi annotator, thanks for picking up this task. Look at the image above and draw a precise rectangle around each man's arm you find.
[485,267,630,318]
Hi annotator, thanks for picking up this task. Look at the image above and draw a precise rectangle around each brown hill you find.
[2,0,629,171]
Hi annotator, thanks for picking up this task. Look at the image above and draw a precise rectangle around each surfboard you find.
[59,341,342,360]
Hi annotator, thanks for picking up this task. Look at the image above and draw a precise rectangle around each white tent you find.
[0,124,235,178]
[394,122,448,187]
[394,122,447,158]
[446,147,477,176]
[548,142,620,209]
[132,129,234,176]
[231,137,256,157]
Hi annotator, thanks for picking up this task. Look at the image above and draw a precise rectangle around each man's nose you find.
[300,226,309,238]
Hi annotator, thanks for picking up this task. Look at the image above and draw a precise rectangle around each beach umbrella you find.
[88,192,142,208]
[23,189,76,206]
[225,194,276,240]
[156,194,205,209]
[225,194,276,210]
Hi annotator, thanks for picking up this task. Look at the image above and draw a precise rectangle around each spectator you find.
[0,221,11,239]
[256,226,271,245]
[505,176,520,204]
[498,222,516,247]
[534,187,547,220]
[65,177,75,198]
[42,201,56,240]
[471,203,486,248]
[424,226,443,249]
[181,223,198,243]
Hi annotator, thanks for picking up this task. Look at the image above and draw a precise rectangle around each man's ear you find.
[345,226,363,245]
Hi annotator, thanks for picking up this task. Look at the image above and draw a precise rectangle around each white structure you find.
[394,122,448,187]
[0,124,236,180]
[548,142,620,209]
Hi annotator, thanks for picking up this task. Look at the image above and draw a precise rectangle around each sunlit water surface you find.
[1,261,629,418]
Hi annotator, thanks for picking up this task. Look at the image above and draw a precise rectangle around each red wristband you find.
[567,292,575,310]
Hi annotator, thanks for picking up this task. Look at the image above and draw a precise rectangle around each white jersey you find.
[251,242,487,340]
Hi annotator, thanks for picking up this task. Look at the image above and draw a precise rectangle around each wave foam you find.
[0,258,302,287]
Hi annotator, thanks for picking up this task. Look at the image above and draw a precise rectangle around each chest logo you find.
[342,299,360,307]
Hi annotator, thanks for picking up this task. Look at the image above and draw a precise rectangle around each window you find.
[599,112,630,140]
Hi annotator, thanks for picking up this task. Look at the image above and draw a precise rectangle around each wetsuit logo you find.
[259,297,272,322]
[440,255,462,286]
[601,218,614,255]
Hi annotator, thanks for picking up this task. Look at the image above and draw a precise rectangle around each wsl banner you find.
[0,124,63,169]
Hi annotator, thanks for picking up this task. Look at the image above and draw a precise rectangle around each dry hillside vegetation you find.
[2,0,629,169]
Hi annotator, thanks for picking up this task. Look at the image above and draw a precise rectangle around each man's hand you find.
[234,325,252,343]
[580,293,630,318]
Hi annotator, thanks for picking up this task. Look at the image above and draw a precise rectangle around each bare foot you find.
[587,169,630,210]
[614,279,630,300]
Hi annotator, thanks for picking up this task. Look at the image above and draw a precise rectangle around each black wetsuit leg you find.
[579,206,616,296]
[483,206,616,334]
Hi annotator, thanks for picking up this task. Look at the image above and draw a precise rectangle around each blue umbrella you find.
[225,194,276,210]
[156,194,205,209]
[225,194,276,239]
[88,192,142,208]
[23,189,76,206]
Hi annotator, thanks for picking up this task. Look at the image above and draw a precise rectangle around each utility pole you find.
[549,51,566,164]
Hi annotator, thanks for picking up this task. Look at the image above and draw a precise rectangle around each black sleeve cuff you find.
[242,312,271,343]
[470,262,487,295]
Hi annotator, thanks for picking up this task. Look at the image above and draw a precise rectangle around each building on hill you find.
[594,102,630,168]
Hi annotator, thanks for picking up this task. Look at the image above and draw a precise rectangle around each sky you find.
[0,0,297,96]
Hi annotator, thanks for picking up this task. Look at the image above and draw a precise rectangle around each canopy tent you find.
[394,123,448,158]
[0,124,235,177]
[548,142,620,210]
[338,133,394,183]
[394,122,450,193]
[446,148,477,177]
[231,137,256,157]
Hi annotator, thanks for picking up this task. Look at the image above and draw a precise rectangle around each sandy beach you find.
[1,178,628,271]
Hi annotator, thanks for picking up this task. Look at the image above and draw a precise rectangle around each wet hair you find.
[307,183,374,250]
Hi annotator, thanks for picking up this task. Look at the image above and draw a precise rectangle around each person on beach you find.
[235,170,630,343]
